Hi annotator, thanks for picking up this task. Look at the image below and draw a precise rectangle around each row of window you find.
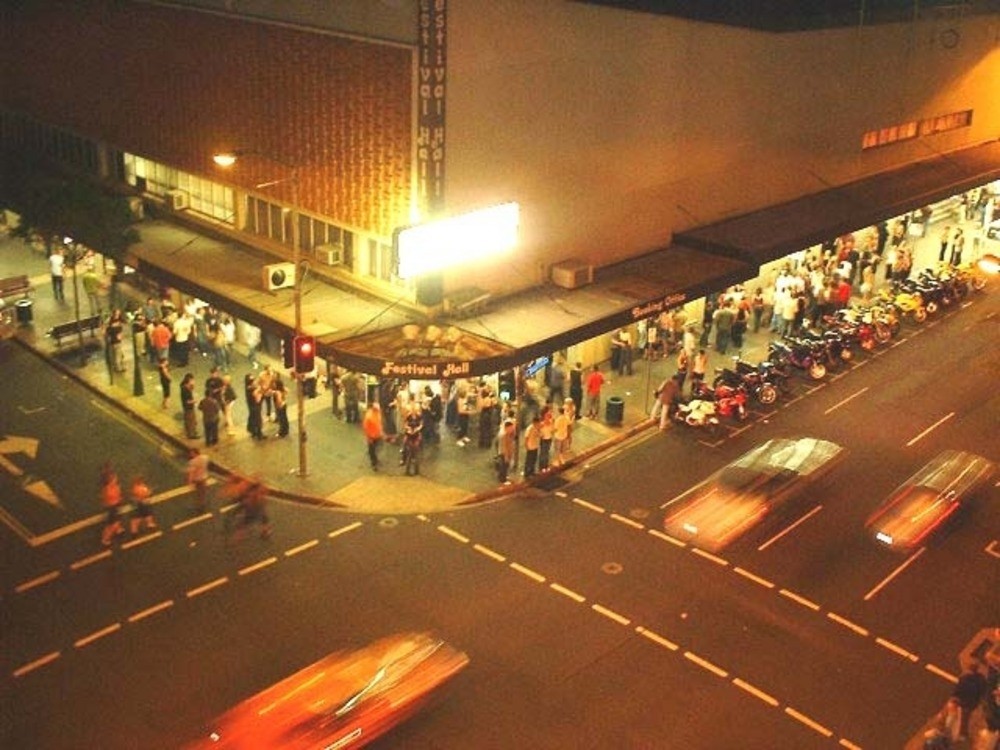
[862,109,973,150]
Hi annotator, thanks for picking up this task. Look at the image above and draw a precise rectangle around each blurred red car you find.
[866,450,996,551]
[663,437,845,552]
[186,632,469,749]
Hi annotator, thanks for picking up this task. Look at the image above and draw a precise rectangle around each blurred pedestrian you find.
[99,462,124,546]
[186,447,210,513]
[128,475,157,534]
[569,362,584,420]
[181,373,199,439]
[675,347,689,393]
[953,660,988,741]
[157,357,172,410]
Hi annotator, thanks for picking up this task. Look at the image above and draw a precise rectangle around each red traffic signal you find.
[293,335,315,374]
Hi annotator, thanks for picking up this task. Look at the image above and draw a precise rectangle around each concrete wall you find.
[443,0,1000,294]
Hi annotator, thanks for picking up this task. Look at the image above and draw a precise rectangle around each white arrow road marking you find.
[0,435,40,476]
[23,479,63,509]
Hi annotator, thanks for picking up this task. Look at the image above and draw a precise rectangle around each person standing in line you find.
[455,384,472,446]
[713,301,735,354]
[181,373,199,439]
[750,287,765,333]
[49,247,66,302]
[172,311,193,366]
[99,462,124,546]
[938,224,951,263]
[699,296,716,346]
[150,318,172,364]
[538,407,554,471]
[584,365,607,419]
[689,349,708,394]
[569,362,584,421]
[128,475,157,534]
[198,390,221,446]
[186,448,210,513]
[561,397,577,452]
[496,419,517,484]
[523,415,541,478]
[616,328,634,376]
[553,406,570,466]
[157,357,172,410]
[273,377,290,438]
[363,402,384,470]
[477,383,497,449]
[245,373,264,440]
[221,374,237,436]
[950,229,966,267]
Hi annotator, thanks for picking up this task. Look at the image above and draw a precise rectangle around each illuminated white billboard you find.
[395,202,519,279]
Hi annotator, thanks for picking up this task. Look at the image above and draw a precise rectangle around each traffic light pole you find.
[291,173,307,478]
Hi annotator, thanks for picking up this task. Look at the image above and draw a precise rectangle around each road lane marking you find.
[826,612,869,637]
[550,583,586,603]
[779,589,821,611]
[683,651,728,678]
[591,603,630,626]
[925,663,958,683]
[732,677,779,706]
[734,567,775,589]
[238,557,278,576]
[905,412,955,447]
[70,550,112,571]
[127,599,174,624]
[0,505,34,544]
[635,626,679,651]
[784,707,833,737]
[172,513,213,531]
[648,528,686,547]
[186,576,229,598]
[757,505,823,551]
[15,570,61,594]
[437,525,470,544]
[509,562,545,583]
[660,485,703,510]
[12,651,61,678]
[610,513,644,530]
[875,637,919,662]
[863,546,926,601]
[823,387,870,415]
[473,543,506,562]
[985,540,1000,559]
[691,548,728,566]
[327,521,363,539]
[120,530,163,550]
[572,497,605,513]
[74,622,121,649]
[284,539,319,557]
[838,740,863,750]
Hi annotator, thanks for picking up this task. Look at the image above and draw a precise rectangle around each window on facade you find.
[863,109,972,150]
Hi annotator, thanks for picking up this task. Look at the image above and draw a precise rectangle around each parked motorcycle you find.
[876,287,927,324]
[768,340,826,380]
[691,380,750,420]
[899,277,951,315]
[795,330,853,369]
[670,399,721,435]
[712,359,779,406]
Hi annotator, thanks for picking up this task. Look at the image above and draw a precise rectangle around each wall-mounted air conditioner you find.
[263,262,296,291]
[164,189,189,211]
[315,243,344,266]
[550,259,594,290]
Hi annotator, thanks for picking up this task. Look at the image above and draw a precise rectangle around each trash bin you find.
[15,299,33,324]
[605,395,624,426]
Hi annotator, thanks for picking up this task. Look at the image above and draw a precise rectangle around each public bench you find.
[443,287,492,318]
[47,315,103,346]
[0,274,32,300]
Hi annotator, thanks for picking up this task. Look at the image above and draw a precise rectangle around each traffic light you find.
[294,335,315,374]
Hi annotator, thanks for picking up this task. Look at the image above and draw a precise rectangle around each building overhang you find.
[675,139,1000,268]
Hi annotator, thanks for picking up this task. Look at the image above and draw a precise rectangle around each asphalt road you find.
[1,288,997,749]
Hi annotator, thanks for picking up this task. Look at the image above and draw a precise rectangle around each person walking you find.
[186,447,210,513]
[128,475,157,534]
[99,462,124,546]
[363,402,384,470]
[180,373,199,439]
[654,374,681,430]
[49,247,66,302]
[157,357,172,410]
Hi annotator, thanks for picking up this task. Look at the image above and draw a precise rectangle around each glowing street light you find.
[213,149,308,478]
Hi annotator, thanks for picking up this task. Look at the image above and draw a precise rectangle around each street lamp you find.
[213,150,308,478]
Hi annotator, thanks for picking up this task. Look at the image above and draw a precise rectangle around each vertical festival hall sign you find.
[417,0,446,214]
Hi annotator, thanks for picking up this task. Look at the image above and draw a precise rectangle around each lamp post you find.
[213,151,307,478]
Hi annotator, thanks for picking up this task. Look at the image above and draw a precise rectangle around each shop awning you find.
[675,139,1000,268]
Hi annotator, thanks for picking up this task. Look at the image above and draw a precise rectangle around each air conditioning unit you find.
[164,189,189,211]
[550,259,594,290]
[315,243,344,266]
[263,262,296,291]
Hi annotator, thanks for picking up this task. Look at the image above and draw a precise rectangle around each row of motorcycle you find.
[670,262,988,433]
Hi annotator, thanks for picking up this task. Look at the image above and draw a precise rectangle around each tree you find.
[3,159,140,360]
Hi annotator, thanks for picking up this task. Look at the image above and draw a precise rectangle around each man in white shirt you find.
[49,248,66,302]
